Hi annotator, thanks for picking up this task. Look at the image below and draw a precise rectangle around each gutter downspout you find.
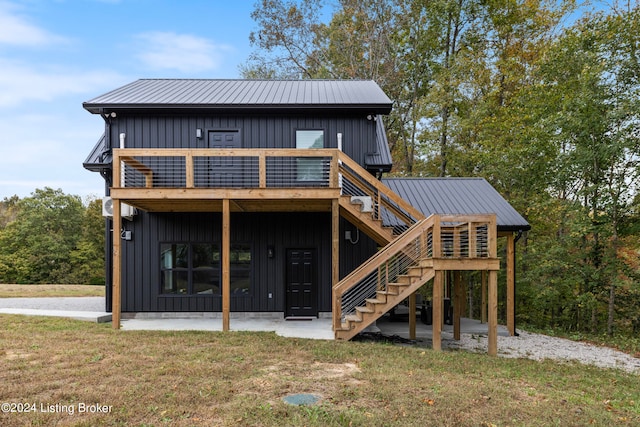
[513,230,524,337]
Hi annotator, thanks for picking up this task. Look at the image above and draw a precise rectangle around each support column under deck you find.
[332,199,340,332]
[488,270,498,356]
[432,270,444,351]
[453,271,462,341]
[409,292,416,340]
[481,270,487,324]
[222,199,230,332]
[506,233,516,336]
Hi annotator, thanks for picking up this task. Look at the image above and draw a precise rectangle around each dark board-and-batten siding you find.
[118,212,377,313]
[111,113,378,169]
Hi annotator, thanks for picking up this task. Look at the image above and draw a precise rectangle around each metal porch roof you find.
[83,134,111,172]
[83,79,393,114]
[382,177,531,232]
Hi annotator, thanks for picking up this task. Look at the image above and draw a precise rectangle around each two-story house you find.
[83,79,529,354]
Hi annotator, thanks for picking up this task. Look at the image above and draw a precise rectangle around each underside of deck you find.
[111,188,339,213]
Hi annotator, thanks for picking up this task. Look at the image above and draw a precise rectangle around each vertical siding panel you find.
[119,113,379,313]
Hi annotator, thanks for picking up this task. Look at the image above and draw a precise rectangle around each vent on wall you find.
[102,197,137,220]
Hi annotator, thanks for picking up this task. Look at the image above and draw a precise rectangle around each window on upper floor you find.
[296,130,324,149]
[296,130,324,181]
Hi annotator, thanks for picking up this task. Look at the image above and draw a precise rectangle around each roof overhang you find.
[83,79,393,116]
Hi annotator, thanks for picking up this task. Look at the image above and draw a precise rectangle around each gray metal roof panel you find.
[382,177,530,231]
[364,118,393,172]
[83,79,393,113]
[83,134,112,172]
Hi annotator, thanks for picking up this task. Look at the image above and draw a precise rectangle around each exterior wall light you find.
[196,128,203,139]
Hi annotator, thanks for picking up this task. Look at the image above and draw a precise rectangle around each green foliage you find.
[244,1,640,340]
[0,188,104,285]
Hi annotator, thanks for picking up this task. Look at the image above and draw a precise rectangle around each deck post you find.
[488,269,498,356]
[506,233,516,336]
[453,271,462,341]
[331,198,340,332]
[432,270,444,351]
[112,199,121,330]
[185,152,194,188]
[222,199,230,332]
[481,270,487,324]
[409,292,416,340]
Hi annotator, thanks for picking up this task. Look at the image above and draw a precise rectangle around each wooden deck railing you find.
[112,147,425,228]
[112,148,340,190]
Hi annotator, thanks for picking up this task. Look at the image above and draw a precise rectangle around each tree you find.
[69,197,105,285]
[242,0,640,336]
[0,188,92,284]
[519,7,640,335]
[241,0,328,79]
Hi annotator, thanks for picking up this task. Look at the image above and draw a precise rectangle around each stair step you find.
[377,290,398,297]
[388,283,410,294]
[355,306,374,314]
[407,266,425,276]
[397,274,420,284]
[344,314,362,323]
[365,298,386,305]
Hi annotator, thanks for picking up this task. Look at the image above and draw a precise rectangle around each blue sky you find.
[0,0,611,201]
[0,0,258,200]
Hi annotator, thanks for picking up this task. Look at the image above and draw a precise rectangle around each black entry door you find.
[208,131,242,186]
[286,249,318,317]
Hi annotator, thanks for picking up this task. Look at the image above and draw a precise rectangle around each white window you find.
[296,130,324,181]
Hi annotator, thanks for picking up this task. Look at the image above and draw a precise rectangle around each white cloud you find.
[0,111,106,199]
[0,59,124,107]
[0,1,68,46]
[134,31,231,73]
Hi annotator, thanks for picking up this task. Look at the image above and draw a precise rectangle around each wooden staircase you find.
[338,195,395,245]
[333,215,437,341]
[333,152,499,341]
[342,264,436,339]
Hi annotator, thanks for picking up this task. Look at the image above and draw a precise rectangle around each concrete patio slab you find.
[0,297,510,342]
[120,317,335,340]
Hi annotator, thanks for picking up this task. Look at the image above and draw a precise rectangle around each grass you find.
[0,315,638,426]
[0,284,104,298]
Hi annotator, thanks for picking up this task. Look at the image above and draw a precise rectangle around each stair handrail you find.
[334,214,437,297]
[337,152,425,226]
[332,214,437,331]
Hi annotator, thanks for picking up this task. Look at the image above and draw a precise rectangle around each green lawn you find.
[0,315,638,426]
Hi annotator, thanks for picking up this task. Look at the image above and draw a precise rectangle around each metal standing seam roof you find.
[83,134,111,172]
[382,177,530,231]
[83,79,393,113]
[365,118,393,172]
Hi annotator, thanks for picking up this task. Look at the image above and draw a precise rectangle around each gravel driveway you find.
[0,297,105,312]
[446,330,640,374]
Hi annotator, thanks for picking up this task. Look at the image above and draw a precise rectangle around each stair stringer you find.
[335,265,435,341]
